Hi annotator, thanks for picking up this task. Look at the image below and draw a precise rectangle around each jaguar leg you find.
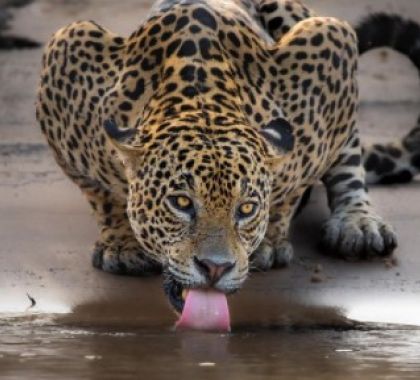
[322,133,397,259]
[81,180,162,276]
[251,190,305,270]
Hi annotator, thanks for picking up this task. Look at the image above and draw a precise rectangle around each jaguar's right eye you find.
[170,195,193,210]
[166,195,196,218]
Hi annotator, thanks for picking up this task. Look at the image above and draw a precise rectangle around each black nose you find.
[193,256,235,284]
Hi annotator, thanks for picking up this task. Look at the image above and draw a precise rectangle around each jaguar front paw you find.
[251,239,294,271]
[321,211,397,259]
[92,241,162,276]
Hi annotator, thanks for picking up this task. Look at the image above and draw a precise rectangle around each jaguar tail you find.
[355,13,420,184]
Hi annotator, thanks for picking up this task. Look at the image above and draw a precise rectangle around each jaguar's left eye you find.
[237,202,259,219]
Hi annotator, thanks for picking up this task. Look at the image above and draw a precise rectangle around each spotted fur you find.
[37,0,400,306]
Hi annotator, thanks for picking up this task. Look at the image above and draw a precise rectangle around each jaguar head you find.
[104,116,294,312]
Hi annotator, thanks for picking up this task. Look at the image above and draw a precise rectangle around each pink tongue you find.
[175,289,231,332]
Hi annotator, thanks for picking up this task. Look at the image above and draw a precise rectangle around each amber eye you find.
[237,202,258,219]
[175,196,192,209]
[167,195,195,217]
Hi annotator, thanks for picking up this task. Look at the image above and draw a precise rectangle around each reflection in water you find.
[179,332,229,362]
[0,317,419,380]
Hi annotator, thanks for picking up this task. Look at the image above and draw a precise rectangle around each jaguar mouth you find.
[163,276,186,314]
[163,272,238,324]
[163,275,233,331]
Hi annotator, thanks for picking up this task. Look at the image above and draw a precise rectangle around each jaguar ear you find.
[260,117,295,170]
[103,119,139,153]
[261,117,295,153]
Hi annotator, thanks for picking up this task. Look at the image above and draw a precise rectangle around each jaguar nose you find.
[193,256,236,284]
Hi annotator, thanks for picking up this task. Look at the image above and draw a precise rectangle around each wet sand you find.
[1,0,420,379]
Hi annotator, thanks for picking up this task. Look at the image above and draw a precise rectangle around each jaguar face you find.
[104,116,293,312]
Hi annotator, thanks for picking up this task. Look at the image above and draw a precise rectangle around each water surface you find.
[1,316,419,380]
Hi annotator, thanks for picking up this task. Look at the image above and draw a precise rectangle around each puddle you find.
[0,316,419,380]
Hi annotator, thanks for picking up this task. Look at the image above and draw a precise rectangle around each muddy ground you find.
[0,0,420,379]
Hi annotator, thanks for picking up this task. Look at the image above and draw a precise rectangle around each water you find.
[0,316,419,380]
